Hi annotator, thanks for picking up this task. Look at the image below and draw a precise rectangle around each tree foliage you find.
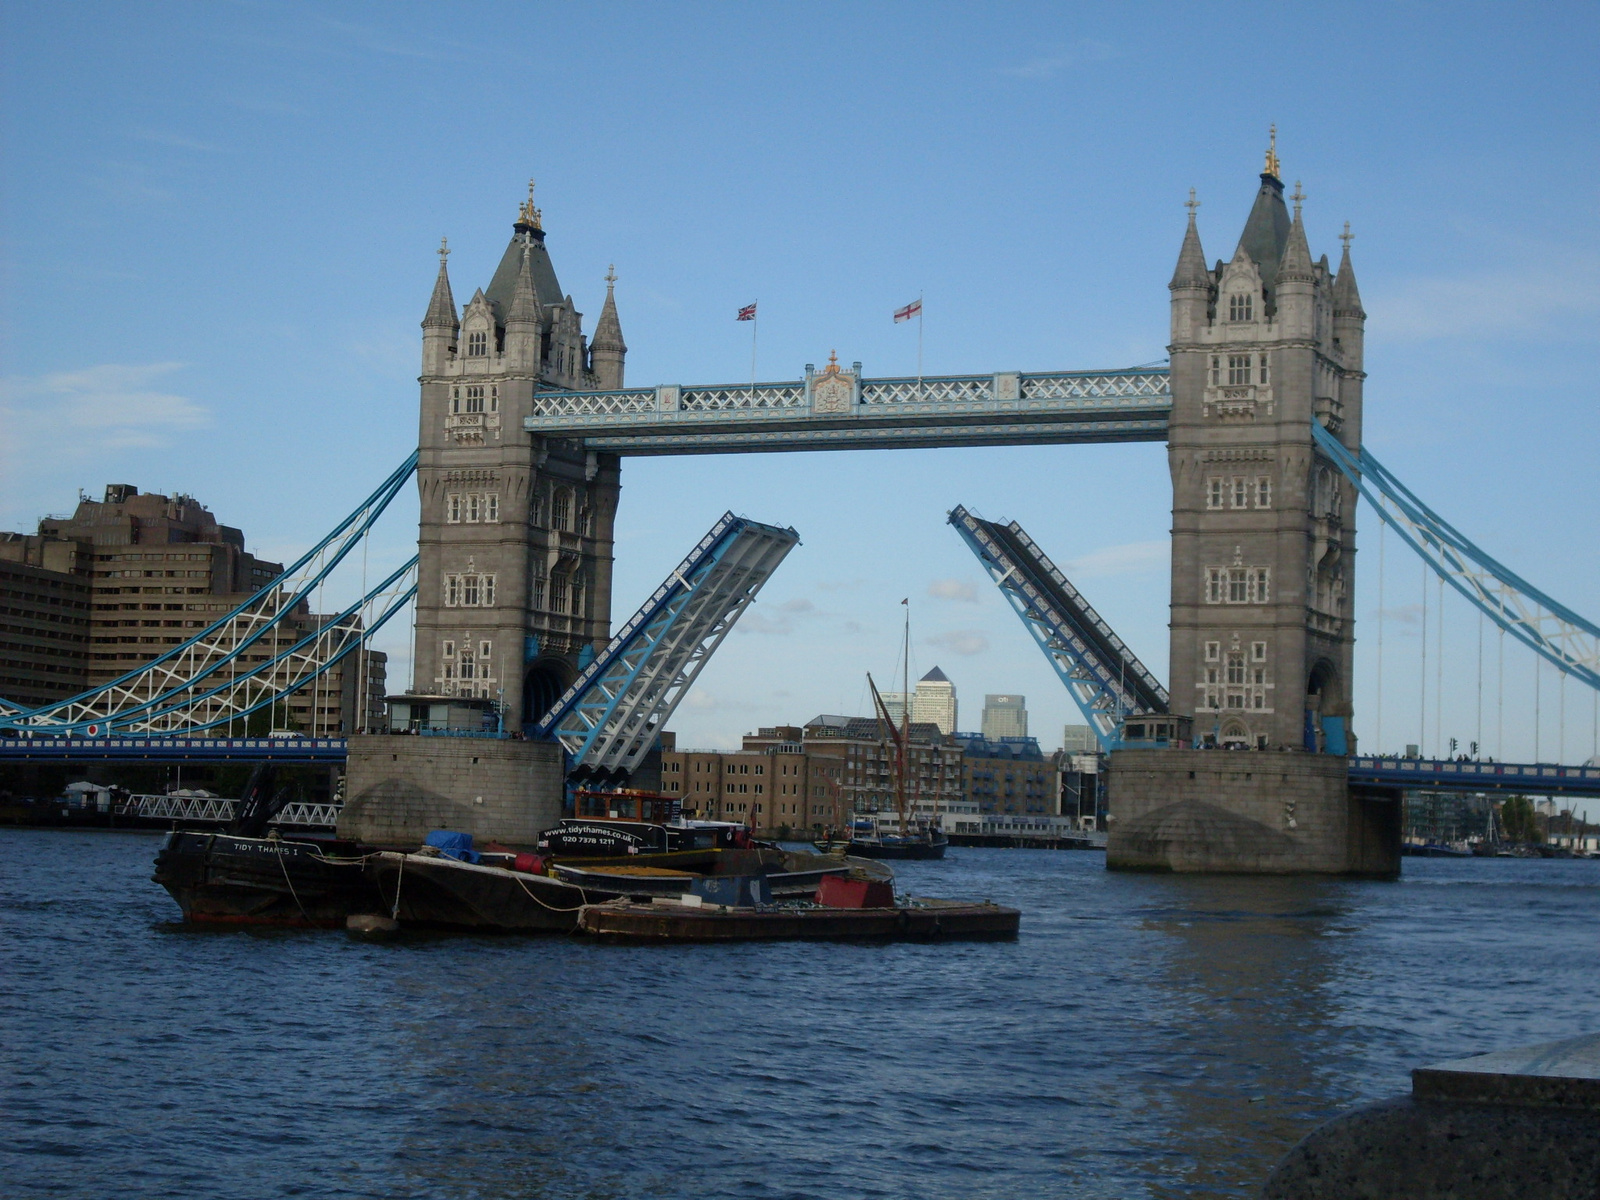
[1499,794,1540,843]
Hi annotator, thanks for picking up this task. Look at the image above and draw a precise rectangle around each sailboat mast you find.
[898,601,910,835]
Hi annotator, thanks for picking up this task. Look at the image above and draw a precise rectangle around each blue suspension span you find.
[535,512,800,778]
[0,452,419,732]
[948,506,1167,752]
[109,558,418,736]
[1312,423,1600,694]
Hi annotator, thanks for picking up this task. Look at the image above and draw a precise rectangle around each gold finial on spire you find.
[824,349,840,374]
[1339,221,1354,251]
[1264,124,1280,179]
[518,178,542,230]
[438,236,450,265]
[605,263,617,288]
[1184,187,1200,218]
[1291,180,1305,217]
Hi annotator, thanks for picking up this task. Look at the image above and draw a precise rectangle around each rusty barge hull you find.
[576,898,1021,942]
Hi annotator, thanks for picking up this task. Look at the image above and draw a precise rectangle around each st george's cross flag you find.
[737,302,757,321]
[893,298,922,323]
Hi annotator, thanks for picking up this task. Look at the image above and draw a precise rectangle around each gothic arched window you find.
[467,330,488,357]
[1228,293,1253,322]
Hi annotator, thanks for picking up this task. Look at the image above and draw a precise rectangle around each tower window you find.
[1205,641,1221,662]
[1206,568,1224,604]
[451,387,461,414]
[1226,653,1246,686]
[465,386,485,414]
[489,386,499,413]
[1228,294,1253,322]
[467,331,488,357]
[1227,568,1249,603]
[1252,641,1267,662]
[1256,476,1272,508]
[447,494,462,523]
[552,490,571,532]
[1207,478,1225,509]
[481,574,495,606]
[462,576,480,606]
[1227,355,1252,385]
[466,494,481,523]
[1257,355,1270,386]
[1232,477,1252,508]
[1209,355,1221,385]
[444,575,459,607]
[459,650,475,681]
[479,640,492,660]
[485,493,499,523]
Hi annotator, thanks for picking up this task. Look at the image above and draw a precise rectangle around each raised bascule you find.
[5,146,1598,871]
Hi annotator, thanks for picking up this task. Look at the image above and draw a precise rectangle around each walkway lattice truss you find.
[1313,423,1600,694]
[537,512,800,776]
[949,506,1169,752]
[0,454,420,734]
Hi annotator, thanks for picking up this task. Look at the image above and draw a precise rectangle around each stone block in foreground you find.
[338,733,564,848]
[1105,748,1399,876]
[1261,1034,1600,1199]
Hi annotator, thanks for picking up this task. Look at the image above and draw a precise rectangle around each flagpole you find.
[916,293,924,398]
[749,303,758,405]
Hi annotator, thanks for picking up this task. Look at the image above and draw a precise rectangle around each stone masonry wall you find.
[1105,748,1398,877]
[338,734,564,848]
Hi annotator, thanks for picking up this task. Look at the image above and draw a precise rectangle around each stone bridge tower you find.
[413,185,627,730]
[1166,134,1365,754]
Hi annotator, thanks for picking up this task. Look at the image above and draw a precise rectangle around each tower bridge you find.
[5,148,1597,871]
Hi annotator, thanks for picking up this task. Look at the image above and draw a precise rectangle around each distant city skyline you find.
[2,4,1595,758]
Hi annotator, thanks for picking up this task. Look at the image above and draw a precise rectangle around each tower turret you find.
[1169,191,1213,342]
[591,265,627,390]
[503,244,542,371]
[1274,183,1316,338]
[1331,224,1365,368]
[422,238,458,374]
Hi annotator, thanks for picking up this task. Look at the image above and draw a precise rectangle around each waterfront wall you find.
[338,734,564,847]
[1105,748,1400,876]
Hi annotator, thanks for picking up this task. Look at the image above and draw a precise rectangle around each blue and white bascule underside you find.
[533,512,800,781]
[948,506,1168,753]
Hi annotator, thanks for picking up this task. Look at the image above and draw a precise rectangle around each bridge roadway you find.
[5,737,1599,797]
[523,366,1172,454]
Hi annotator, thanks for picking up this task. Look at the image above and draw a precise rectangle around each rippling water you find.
[3,828,1598,1199]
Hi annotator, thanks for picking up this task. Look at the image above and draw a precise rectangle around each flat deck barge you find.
[576,896,1021,942]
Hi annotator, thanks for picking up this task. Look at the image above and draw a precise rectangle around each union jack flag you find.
[736,302,757,321]
[893,298,922,323]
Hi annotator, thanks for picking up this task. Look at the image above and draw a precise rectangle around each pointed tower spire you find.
[1332,222,1364,316]
[1169,189,1211,290]
[1278,182,1315,283]
[590,264,627,389]
[505,242,541,327]
[423,237,458,329]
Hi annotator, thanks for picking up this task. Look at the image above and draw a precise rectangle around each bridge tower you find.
[414,186,625,730]
[1166,133,1365,754]
[1107,136,1397,876]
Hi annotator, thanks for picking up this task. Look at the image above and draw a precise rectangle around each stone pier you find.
[1105,748,1400,876]
[338,734,564,848]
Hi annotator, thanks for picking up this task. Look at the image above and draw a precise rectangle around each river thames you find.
[3,828,1597,1198]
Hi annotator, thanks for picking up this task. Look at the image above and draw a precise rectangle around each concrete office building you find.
[911,667,957,735]
[0,556,91,708]
[0,486,385,734]
[1061,724,1096,754]
[981,694,1028,741]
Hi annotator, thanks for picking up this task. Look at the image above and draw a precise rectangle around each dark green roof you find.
[484,227,565,327]
[1236,174,1291,312]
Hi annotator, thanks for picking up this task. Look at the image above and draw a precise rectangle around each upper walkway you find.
[523,366,1172,454]
[1349,755,1600,798]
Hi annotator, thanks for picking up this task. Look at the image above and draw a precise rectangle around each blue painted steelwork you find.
[0,736,347,763]
[0,452,420,731]
[949,506,1167,753]
[1312,423,1600,693]
[1348,756,1600,798]
[524,368,1171,454]
[535,512,800,777]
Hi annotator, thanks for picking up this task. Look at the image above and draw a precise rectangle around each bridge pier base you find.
[338,734,564,848]
[1105,749,1400,877]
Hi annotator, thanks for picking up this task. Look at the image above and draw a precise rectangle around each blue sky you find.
[2,2,1597,759]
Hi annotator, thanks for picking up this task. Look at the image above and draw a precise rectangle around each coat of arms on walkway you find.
[809,351,856,415]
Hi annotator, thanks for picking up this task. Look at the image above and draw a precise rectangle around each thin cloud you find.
[927,629,990,656]
[817,577,865,592]
[778,598,815,614]
[1062,540,1168,579]
[737,611,794,636]
[1376,259,1600,341]
[131,128,225,153]
[928,578,980,603]
[1001,40,1116,79]
[1,363,210,453]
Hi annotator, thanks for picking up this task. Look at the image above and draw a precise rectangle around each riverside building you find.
[0,486,386,734]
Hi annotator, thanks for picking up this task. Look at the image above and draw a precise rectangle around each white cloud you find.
[1375,260,1600,342]
[1062,540,1168,579]
[1000,40,1116,79]
[778,598,815,614]
[131,128,225,153]
[928,578,980,603]
[0,363,210,453]
[927,629,990,656]
[737,611,794,636]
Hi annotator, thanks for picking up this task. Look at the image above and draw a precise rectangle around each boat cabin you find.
[1116,714,1193,749]
[573,789,681,823]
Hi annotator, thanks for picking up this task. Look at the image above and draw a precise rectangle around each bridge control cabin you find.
[1116,714,1193,750]
[385,695,503,736]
